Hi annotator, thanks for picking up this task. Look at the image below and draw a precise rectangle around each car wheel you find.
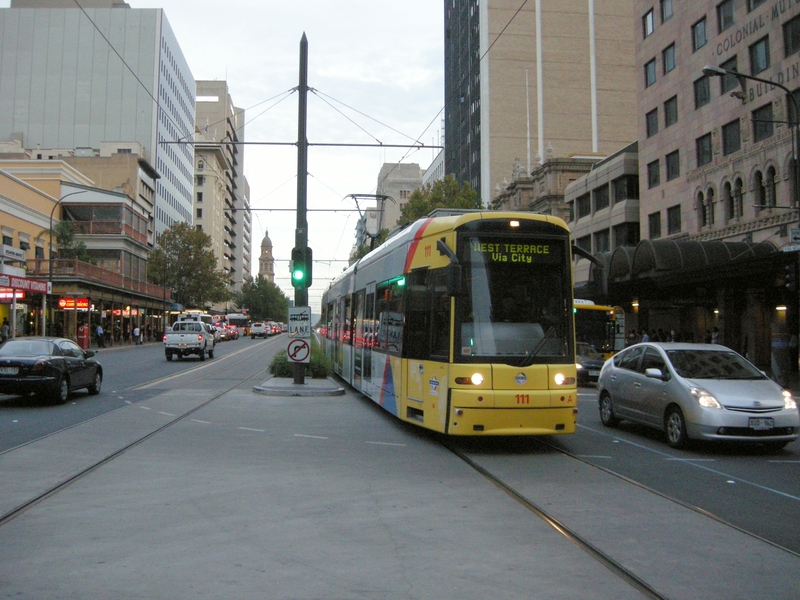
[665,406,688,448]
[208,348,215,359]
[599,393,620,427]
[166,352,173,361]
[88,371,102,395]
[53,376,69,405]
[199,346,206,361]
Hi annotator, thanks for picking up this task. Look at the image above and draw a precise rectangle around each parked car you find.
[597,342,799,449]
[0,337,102,404]
[576,342,605,385]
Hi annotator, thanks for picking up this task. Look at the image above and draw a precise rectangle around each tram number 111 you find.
[516,394,530,404]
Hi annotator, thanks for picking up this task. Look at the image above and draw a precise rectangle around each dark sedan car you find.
[576,342,605,385]
[0,337,102,404]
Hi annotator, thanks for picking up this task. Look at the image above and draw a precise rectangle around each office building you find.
[0,0,195,235]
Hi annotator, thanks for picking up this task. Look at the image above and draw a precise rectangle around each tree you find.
[233,275,290,321]
[148,222,230,308]
[41,221,94,263]
[397,174,481,227]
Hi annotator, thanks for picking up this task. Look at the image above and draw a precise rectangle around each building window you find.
[666,150,680,181]
[649,212,662,239]
[785,14,800,57]
[734,178,744,218]
[594,185,610,211]
[664,96,678,127]
[766,166,777,207]
[661,0,673,22]
[613,175,639,201]
[576,235,591,253]
[696,133,713,167]
[196,208,203,218]
[667,204,681,235]
[698,191,708,227]
[198,161,205,170]
[594,229,610,253]
[717,0,735,33]
[722,119,741,155]
[707,188,716,225]
[645,59,657,87]
[613,223,640,247]
[694,76,711,108]
[720,56,739,93]
[752,103,774,142]
[1,235,11,246]
[643,9,655,38]
[646,108,659,137]
[663,44,676,74]
[196,192,203,203]
[576,193,591,218]
[647,160,660,188]
[196,175,205,186]
[750,36,770,75]
[693,17,708,51]
[748,0,767,11]
[35,246,45,259]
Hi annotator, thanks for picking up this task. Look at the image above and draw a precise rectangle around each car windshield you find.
[576,342,601,357]
[0,340,54,356]
[666,349,768,380]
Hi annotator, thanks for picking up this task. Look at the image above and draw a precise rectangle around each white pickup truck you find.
[163,320,215,361]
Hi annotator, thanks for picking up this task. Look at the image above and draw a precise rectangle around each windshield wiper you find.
[520,326,558,367]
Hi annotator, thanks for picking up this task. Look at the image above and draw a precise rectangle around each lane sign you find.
[287,338,310,363]
[288,306,311,338]
[791,228,800,243]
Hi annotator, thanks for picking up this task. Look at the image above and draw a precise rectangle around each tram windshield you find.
[456,234,573,365]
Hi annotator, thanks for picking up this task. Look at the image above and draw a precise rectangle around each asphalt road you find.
[1,344,798,556]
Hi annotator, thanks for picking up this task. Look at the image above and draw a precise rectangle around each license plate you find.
[0,367,19,375]
[749,417,774,430]
[588,370,600,377]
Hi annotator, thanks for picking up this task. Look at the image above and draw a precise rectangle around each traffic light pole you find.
[294,34,309,385]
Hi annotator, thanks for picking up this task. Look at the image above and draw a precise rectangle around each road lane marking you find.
[158,412,176,417]
[238,427,265,432]
[294,434,327,439]
[366,441,407,447]
[191,419,211,424]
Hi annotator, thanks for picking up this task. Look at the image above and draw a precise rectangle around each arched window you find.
[706,188,715,225]
[754,171,765,210]
[724,181,734,222]
[734,177,744,218]
[766,166,777,207]
[698,191,707,228]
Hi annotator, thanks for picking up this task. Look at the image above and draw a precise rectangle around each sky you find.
[1,0,445,310]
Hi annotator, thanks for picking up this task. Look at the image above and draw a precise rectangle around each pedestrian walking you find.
[641,329,650,342]
[1,317,9,343]
[711,327,719,344]
[96,323,106,347]
[133,325,141,345]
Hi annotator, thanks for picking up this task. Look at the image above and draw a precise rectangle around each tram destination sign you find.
[288,306,311,338]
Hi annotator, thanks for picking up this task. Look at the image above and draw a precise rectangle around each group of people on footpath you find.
[627,326,719,346]
[95,322,149,348]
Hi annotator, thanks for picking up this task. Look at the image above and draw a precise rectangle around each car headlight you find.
[783,390,797,410]
[690,387,722,409]
[576,362,584,370]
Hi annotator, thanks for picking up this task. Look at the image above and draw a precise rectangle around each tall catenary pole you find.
[294,34,309,385]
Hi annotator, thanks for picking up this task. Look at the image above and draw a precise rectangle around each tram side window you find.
[431,270,450,359]
[375,278,404,355]
[404,270,430,360]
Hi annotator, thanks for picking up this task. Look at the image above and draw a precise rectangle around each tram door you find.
[352,290,365,389]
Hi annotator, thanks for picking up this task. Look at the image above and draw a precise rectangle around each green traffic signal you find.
[290,246,312,289]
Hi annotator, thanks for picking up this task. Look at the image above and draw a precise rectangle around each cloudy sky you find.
[2,0,445,310]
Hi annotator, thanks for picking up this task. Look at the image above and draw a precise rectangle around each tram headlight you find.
[554,373,575,386]
[455,372,485,385]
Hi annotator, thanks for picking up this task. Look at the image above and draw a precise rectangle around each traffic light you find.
[290,246,313,289]
[785,262,798,292]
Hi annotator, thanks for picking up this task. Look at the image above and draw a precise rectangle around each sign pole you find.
[294,33,309,385]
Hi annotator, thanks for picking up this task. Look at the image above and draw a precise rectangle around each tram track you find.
[444,441,672,600]
[0,346,271,529]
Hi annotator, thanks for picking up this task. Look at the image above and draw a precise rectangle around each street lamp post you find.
[44,190,86,337]
[702,65,800,208]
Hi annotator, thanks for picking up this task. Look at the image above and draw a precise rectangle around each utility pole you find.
[294,33,310,385]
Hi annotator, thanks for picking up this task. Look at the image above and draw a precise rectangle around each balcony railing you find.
[27,259,171,300]
[69,221,148,245]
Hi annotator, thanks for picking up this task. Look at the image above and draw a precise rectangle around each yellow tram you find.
[321,211,578,436]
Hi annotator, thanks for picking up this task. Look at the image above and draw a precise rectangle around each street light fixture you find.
[702,65,800,208]
[44,190,86,337]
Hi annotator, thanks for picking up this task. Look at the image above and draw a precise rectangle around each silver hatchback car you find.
[597,343,799,449]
